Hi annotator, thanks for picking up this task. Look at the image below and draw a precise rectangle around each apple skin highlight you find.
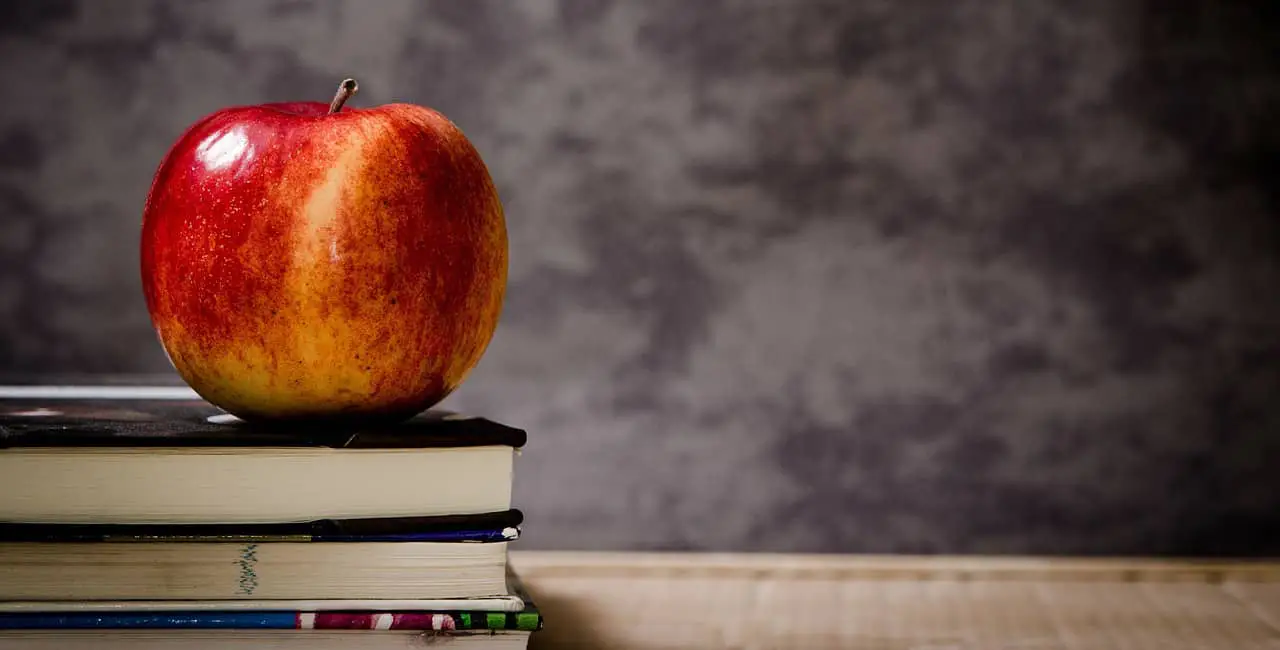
[141,95,507,422]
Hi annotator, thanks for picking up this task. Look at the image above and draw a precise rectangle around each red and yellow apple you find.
[141,80,506,422]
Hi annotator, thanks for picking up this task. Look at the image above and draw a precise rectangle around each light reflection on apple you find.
[195,127,252,172]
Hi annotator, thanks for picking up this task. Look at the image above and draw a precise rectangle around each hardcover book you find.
[0,389,526,524]
[0,571,542,630]
[0,540,514,600]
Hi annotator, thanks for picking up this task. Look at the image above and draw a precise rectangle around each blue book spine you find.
[0,612,298,629]
[314,528,516,542]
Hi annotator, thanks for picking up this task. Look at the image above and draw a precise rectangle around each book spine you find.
[303,613,456,630]
[0,611,539,631]
[0,528,516,543]
[0,511,523,543]
[313,528,518,543]
[456,611,543,631]
[303,612,540,630]
[0,612,298,629]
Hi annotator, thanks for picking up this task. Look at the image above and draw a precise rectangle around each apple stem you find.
[328,78,359,114]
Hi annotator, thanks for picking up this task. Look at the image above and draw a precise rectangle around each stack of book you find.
[0,386,541,649]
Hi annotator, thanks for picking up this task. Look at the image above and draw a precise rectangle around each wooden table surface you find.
[510,552,1280,649]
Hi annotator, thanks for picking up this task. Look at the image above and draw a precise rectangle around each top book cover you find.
[0,386,526,449]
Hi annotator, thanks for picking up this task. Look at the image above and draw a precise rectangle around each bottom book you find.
[0,629,532,649]
[0,609,541,631]
[0,570,542,647]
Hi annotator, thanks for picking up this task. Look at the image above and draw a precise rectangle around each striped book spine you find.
[301,612,455,630]
[455,611,543,631]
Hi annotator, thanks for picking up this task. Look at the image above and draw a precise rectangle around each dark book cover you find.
[0,509,523,543]
[0,389,526,449]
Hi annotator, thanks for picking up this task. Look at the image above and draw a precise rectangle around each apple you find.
[141,79,507,423]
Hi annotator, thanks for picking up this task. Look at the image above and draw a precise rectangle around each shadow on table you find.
[527,591,613,650]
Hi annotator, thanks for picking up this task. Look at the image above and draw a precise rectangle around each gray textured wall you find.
[2,0,1278,554]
